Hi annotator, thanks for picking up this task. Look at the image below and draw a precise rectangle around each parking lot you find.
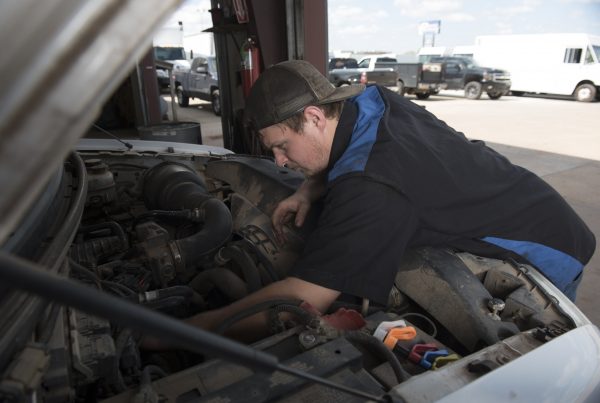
[164,91,600,325]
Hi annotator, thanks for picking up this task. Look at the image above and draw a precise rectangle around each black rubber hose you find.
[140,364,168,383]
[214,299,304,335]
[238,239,279,283]
[189,268,249,301]
[345,331,411,385]
[101,280,135,297]
[270,304,317,327]
[132,209,195,227]
[110,329,131,393]
[1,252,386,403]
[140,285,194,301]
[69,259,101,289]
[0,252,281,374]
[175,198,232,262]
[219,245,262,292]
[142,162,232,268]
[143,296,186,311]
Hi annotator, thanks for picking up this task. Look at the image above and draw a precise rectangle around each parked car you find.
[328,57,358,70]
[174,55,221,115]
[2,1,600,402]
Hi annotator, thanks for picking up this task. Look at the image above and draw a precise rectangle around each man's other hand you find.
[271,174,326,244]
[272,191,311,243]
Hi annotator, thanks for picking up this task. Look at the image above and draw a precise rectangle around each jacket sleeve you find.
[290,175,419,304]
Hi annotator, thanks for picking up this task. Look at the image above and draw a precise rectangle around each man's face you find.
[260,122,329,177]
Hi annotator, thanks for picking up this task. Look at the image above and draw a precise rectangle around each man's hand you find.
[188,277,340,343]
[272,192,311,243]
[271,174,326,243]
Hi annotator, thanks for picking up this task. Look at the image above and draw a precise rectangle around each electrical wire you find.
[399,312,438,338]
[0,252,387,403]
[214,299,307,335]
[345,331,411,385]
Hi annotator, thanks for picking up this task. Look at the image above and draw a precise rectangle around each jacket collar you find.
[327,101,358,172]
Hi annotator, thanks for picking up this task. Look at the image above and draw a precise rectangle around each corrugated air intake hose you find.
[143,162,232,269]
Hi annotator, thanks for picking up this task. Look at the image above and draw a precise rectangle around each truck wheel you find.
[574,84,596,102]
[211,90,221,116]
[487,91,503,100]
[416,93,430,100]
[464,82,483,100]
[176,87,189,107]
[397,81,405,96]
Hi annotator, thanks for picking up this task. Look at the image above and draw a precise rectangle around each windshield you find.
[593,45,600,63]
[358,58,371,68]
[208,57,217,74]
[458,56,478,68]
[431,56,479,68]
[154,46,186,61]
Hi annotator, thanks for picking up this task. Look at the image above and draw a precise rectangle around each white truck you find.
[153,26,191,89]
[473,33,600,102]
[328,55,399,87]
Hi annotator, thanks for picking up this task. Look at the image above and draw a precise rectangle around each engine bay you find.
[2,148,579,402]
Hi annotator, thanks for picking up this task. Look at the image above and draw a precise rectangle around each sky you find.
[329,0,600,54]
[166,0,600,56]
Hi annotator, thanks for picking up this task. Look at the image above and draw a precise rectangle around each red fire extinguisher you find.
[241,37,260,98]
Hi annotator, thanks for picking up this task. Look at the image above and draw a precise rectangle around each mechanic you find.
[186,60,595,342]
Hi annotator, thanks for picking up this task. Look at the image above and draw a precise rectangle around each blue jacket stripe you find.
[482,236,583,290]
[328,87,385,182]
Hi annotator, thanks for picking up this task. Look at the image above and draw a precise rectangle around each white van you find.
[474,33,600,102]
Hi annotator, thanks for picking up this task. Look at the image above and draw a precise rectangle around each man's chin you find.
[300,169,323,178]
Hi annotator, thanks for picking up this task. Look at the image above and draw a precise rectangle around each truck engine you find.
[2,148,580,402]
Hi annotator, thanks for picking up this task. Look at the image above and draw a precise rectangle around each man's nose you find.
[273,151,287,167]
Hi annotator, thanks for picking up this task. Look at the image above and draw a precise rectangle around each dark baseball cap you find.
[244,60,365,131]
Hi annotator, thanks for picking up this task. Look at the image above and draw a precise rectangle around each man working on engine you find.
[186,60,595,342]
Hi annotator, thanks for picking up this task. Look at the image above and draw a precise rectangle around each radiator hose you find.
[143,162,232,269]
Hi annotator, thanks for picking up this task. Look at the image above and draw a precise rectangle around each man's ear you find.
[303,106,326,130]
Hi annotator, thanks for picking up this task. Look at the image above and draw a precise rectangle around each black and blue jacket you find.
[291,85,595,304]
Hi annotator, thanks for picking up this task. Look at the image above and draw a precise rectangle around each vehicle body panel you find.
[438,324,600,403]
[475,33,600,98]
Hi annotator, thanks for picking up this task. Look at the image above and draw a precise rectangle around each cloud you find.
[559,0,600,3]
[495,22,513,34]
[445,12,475,22]
[329,4,387,31]
[493,0,542,17]
[331,5,364,18]
[336,24,383,35]
[393,0,463,17]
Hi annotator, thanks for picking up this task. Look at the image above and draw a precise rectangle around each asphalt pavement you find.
[163,91,600,325]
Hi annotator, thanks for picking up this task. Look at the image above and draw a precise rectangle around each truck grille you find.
[493,73,510,81]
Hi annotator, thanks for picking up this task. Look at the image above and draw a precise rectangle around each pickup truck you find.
[173,55,221,115]
[429,56,511,100]
[154,45,190,89]
[328,56,398,88]
[395,62,446,99]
